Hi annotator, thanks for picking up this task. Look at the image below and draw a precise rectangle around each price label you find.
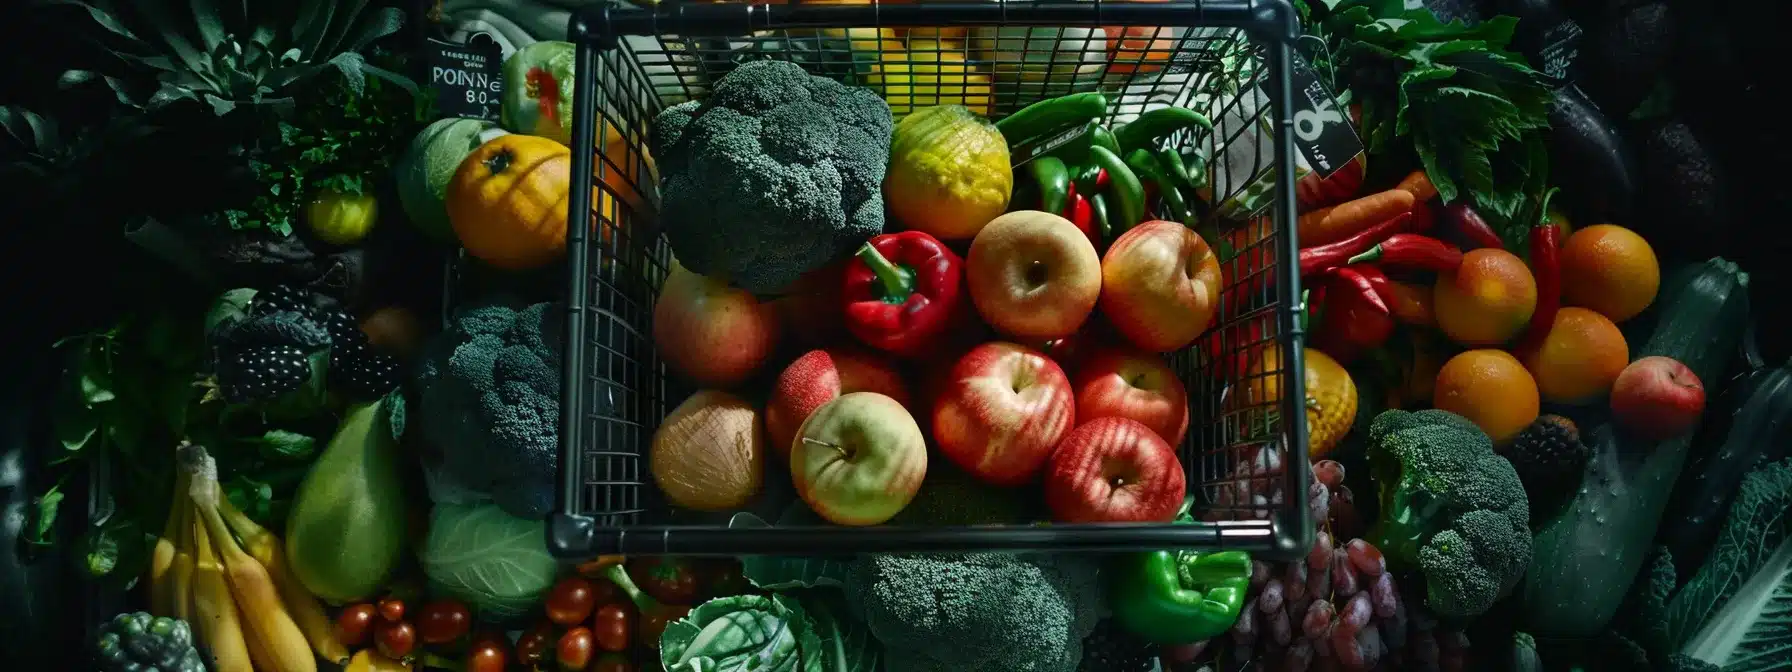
[1269,52,1363,179]
[426,37,503,121]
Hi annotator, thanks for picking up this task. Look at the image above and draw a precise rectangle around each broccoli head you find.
[1367,409,1532,619]
[650,59,893,293]
[415,296,563,519]
[844,553,1104,672]
[94,612,206,672]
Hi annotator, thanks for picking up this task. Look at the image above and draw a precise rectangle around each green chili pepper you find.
[995,92,1109,146]
[1156,148,1198,194]
[1090,192,1112,242]
[1091,126,1121,156]
[1111,549,1251,645]
[1114,106,1214,153]
[1028,156,1071,215]
[1125,149,1189,224]
[1089,145,1144,235]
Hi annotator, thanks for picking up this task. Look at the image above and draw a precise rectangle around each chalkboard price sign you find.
[425,37,503,122]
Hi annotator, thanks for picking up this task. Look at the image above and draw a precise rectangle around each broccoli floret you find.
[93,612,206,672]
[415,296,563,519]
[1367,409,1532,619]
[844,553,1104,672]
[650,60,893,293]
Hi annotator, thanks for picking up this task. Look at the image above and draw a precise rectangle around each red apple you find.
[767,260,848,347]
[765,348,911,457]
[932,342,1076,486]
[653,259,780,387]
[1099,220,1224,352]
[1073,346,1190,446]
[791,392,929,526]
[1610,356,1706,441]
[1044,417,1187,523]
[966,210,1103,340]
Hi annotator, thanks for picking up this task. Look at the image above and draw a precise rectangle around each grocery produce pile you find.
[7,1,1791,672]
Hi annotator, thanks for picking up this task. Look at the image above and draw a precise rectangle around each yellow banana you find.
[169,490,197,623]
[148,470,190,617]
[184,446,318,672]
[219,494,350,665]
[345,649,414,672]
[192,513,255,672]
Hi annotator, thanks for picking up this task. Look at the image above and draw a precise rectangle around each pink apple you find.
[653,259,780,387]
[1073,346,1190,446]
[765,348,911,457]
[932,342,1076,486]
[1099,220,1225,353]
[1611,356,1706,441]
[1043,417,1187,523]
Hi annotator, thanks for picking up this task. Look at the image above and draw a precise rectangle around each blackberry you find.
[252,284,313,317]
[336,351,402,400]
[216,345,312,403]
[1079,619,1157,672]
[320,310,369,363]
[1507,414,1590,521]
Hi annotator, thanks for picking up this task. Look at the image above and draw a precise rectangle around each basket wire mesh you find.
[551,0,1313,560]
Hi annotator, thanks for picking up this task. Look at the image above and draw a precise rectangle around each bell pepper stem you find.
[1180,550,1252,583]
[856,243,916,303]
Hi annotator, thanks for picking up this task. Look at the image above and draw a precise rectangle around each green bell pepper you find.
[1110,548,1250,645]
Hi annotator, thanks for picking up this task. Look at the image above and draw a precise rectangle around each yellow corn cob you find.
[148,469,190,617]
[219,493,350,665]
[191,512,255,672]
[184,447,319,672]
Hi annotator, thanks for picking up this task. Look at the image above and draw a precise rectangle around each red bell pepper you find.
[843,231,965,358]
[1346,233,1463,273]
[1311,266,1395,364]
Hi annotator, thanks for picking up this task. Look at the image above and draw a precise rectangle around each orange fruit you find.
[1521,307,1630,404]
[1559,224,1660,323]
[1241,347,1357,458]
[1434,248,1538,347]
[1434,349,1540,444]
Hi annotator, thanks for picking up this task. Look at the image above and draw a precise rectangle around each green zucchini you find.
[1516,258,1752,638]
[1660,358,1792,578]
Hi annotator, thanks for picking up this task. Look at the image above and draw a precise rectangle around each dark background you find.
[1,0,1785,667]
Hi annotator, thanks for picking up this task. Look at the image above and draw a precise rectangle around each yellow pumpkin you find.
[447,134,596,270]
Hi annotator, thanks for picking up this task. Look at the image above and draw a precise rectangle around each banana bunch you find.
[146,444,350,672]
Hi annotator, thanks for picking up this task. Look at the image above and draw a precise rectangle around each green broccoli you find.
[1366,409,1532,619]
[93,612,206,672]
[650,59,893,293]
[844,553,1104,672]
[415,296,563,519]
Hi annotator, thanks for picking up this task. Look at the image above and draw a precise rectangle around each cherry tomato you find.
[638,605,691,651]
[374,619,417,660]
[628,557,700,604]
[376,597,406,622]
[592,652,635,672]
[465,633,511,672]
[556,627,595,671]
[335,603,377,648]
[415,600,472,645]
[592,603,635,652]
[545,576,599,626]
[514,620,556,667]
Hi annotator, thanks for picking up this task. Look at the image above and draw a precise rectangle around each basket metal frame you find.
[552,0,1313,561]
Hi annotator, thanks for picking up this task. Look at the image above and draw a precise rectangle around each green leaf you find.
[53,391,100,452]
[659,594,827,672]
[253,429,317,461]
[26,486,65,546]
[792,589,880,672]
[727,514,852,590]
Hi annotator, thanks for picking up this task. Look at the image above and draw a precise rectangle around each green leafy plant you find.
[418,502,561,623]
[49,0,409,116]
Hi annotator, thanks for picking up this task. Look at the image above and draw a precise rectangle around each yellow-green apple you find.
[932,342,1076,486]
[653,259,780,387]
[1611,356,1705,440]
[1099,220,1223,352]
[966,210,1102,340]
[1043,417,1187,523]
[1073,346,1190,445]
[791,392,928,525]
[766,348,912,457]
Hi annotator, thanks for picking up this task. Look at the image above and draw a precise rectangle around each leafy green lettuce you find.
[418,503,559,623]
[659,594,824,672]
[1664,459,1792,672]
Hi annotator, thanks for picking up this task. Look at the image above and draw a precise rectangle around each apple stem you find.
[801,437,850,460]
[855,243,914,303]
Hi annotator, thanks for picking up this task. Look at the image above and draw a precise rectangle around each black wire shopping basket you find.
[551,0,1314,560]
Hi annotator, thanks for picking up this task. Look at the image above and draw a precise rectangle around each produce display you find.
[6,1,1788,672]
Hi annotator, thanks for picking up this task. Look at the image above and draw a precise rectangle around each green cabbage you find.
[418,503,558,623]
[660,594,825,672]
[1665,459,1792,671]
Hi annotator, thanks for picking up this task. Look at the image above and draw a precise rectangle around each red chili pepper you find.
[1345,234,1463,273]
[1410,199,1438,234]
[1095,167,1111,191]
[1062,181,1097,247]
[1440,203,1505,250]
[1298,212,1413,277]
[1514,223,1563,357]
[1312,266,1395,364]
[843,231,965,358]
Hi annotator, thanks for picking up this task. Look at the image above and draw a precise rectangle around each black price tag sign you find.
[426,37,503,122]
[1009,121,1096,168]
[1276,52,1363,179]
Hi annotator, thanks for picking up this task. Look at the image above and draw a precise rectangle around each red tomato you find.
[376,597,406,622]
[416,600,472,645]
[628,557,700,604]
[334,604,377,648]
[592,652,635,672]
[546,576,599,626]
[465,634,510,672]
[514,621,556,667]
[374,620,417,660]
[556,627,595,671]
[592,603,634,653]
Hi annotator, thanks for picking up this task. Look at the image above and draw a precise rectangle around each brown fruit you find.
[650,390,766,511]
[1520,307,1629,404]
[1434,349,1540,444]
[1434,248,1537,347]
[1559,224,1660,323]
